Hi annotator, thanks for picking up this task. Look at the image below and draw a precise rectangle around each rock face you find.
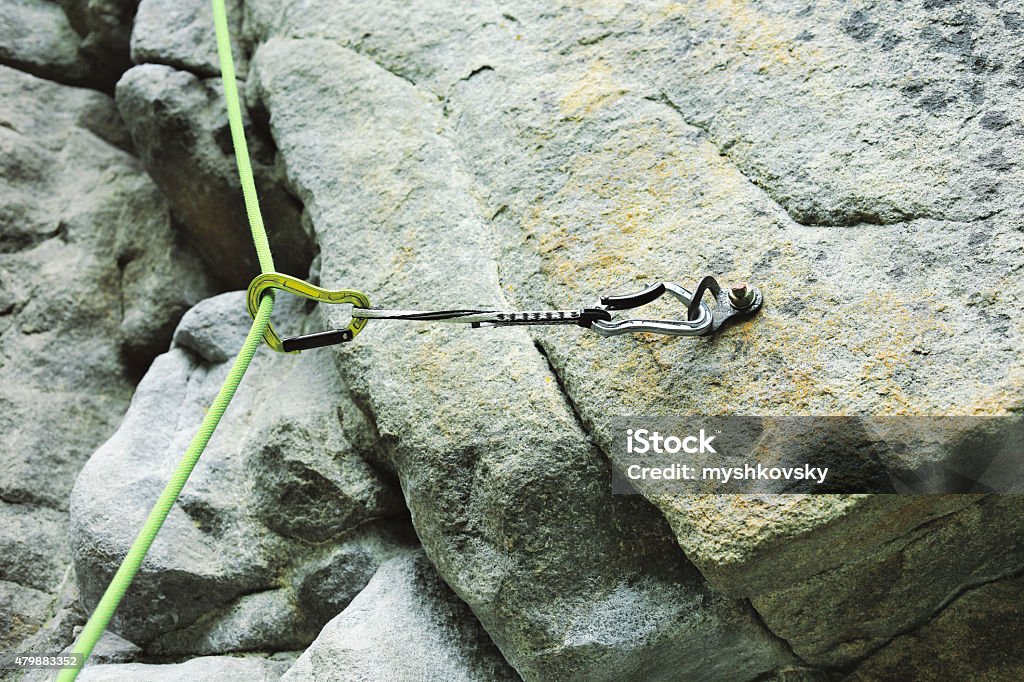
[283,551,519,682]
[115,0,314,288]
[0,63,214,657]
[749,494,1024,664]
[5,0,1024,679]
[241,0,1022,677]
[248,35,794,682]
[849,572,1024,681]
[0,64,212,508]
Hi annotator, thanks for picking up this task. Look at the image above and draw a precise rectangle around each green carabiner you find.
[245,272,371,353]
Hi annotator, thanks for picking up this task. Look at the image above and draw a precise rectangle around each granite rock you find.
[243,0,1023,675]
[751,494,1024,666]
[848,571,1024,681]
[282,551,520,682]
[5,0,1021,678]
[0,63,214,659]
[132,0,246,78]
[57,0,137,87]
[248,36,795,681]
[0,0,86,84]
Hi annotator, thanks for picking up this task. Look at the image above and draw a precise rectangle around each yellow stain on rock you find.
[509,21,1019,419]
[558,60,628,119]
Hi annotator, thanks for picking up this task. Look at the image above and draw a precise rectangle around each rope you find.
[57,2,273,678]
[211,0,274,274]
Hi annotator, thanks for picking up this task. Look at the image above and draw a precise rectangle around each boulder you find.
[243,0,1023,674]
[115,64,312,288]
[248,36,795,681]
[131,0,246,78]
[0,65,213,509]
[282,551,520,681]
[0,1,86,84]
[7,0,1018,677]
[0,0,137,89]
[70,292,411,651]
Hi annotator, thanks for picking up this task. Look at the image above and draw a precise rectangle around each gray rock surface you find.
[0,65,212,508]
[0,0,86,83]
[0,503,69,593]
[76,654,289,682]
[83,630,142,665]
[23,629,145,676]
[0,580,54,655]
[642,0,1022,227]
[751,494,1024,666]
[15,571,89,679]
[3,0,1021,679]
[0,0,136,89]
[452,1,1024,667]
[849,571,1024,681]
[240,0,1023,676]
[115,63,312,288]
[132,0,245,78]
[443,7,1024,656]
[0,63,214,659]
[249,36,795,682]
[291,542,379,629]
[70,292,412,651]
[146,588,315,657]
[282,550,519,681]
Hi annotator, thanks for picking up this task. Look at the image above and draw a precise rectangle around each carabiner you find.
[589,277,762,337]
[246,272,371,353]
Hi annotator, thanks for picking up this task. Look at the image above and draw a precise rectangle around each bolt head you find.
[728,281,755,309]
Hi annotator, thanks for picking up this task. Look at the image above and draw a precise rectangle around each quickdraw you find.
[246,272,763,353]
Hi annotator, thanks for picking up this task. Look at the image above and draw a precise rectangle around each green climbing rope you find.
[57,2,274,679]
[210,0,275,275]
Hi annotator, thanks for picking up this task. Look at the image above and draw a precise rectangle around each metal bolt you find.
[729,281,755,309]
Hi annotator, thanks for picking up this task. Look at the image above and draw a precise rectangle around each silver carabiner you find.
[589,277,762,337]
